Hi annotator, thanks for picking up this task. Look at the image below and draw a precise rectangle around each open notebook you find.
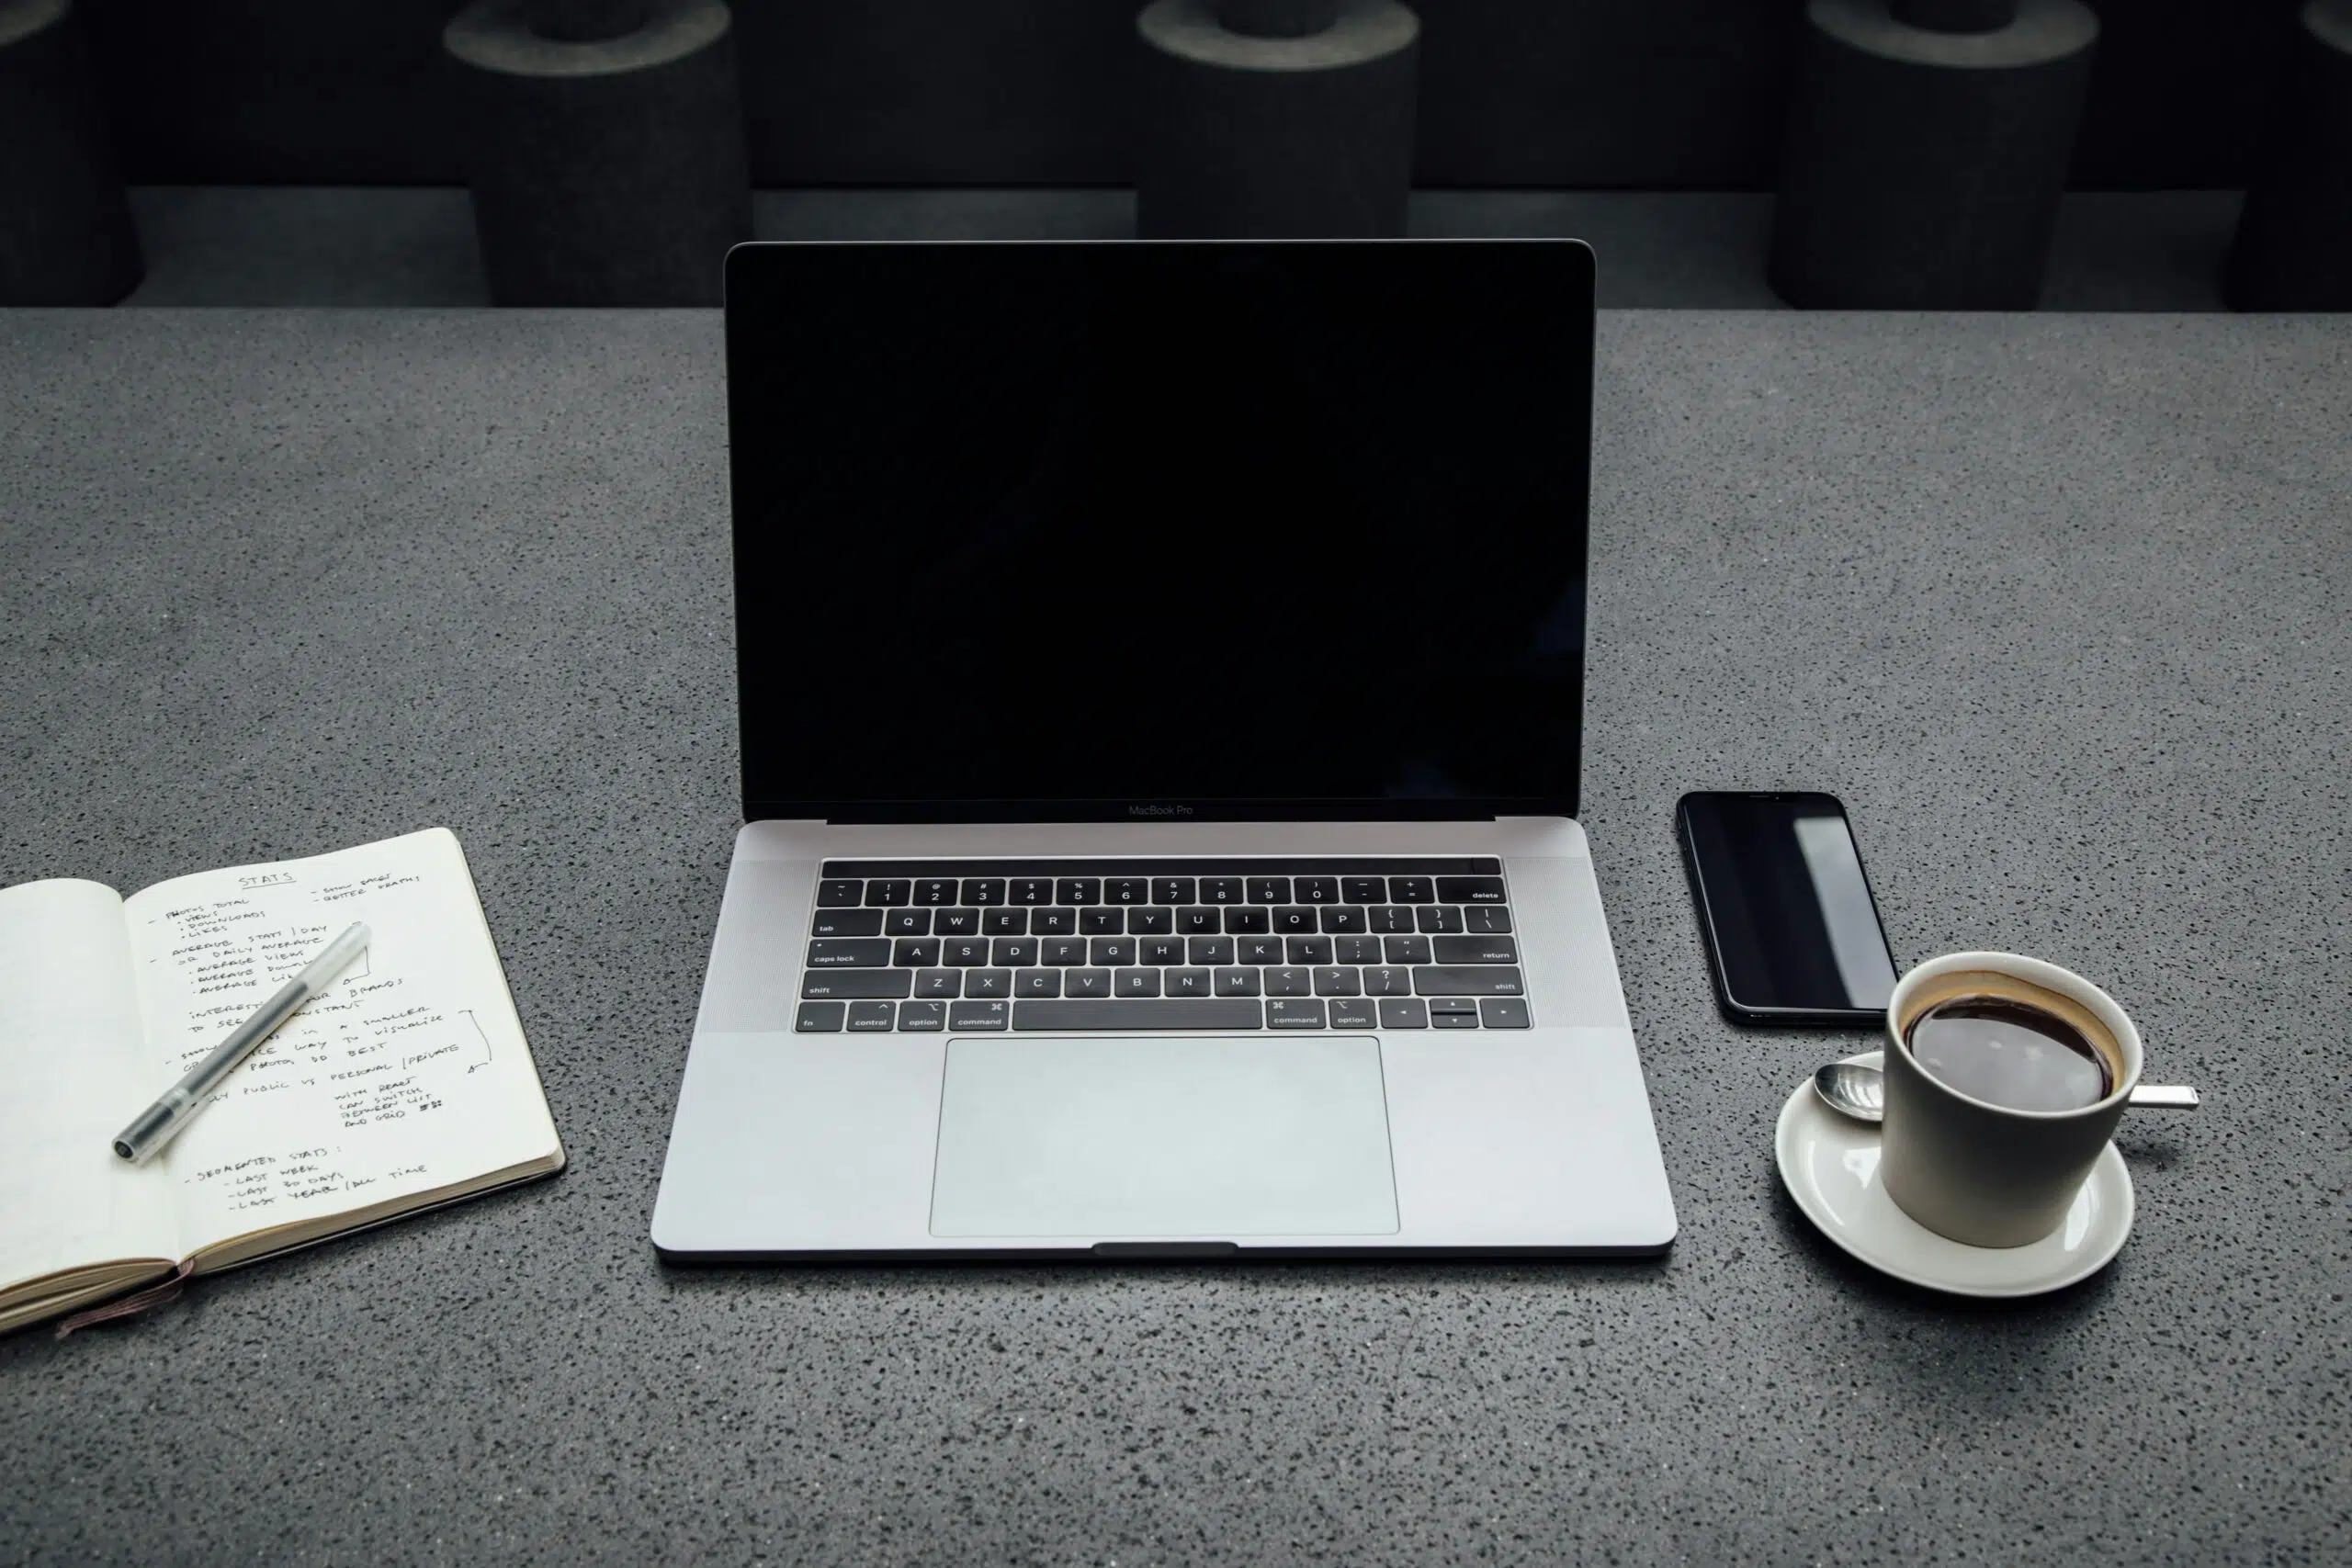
[0,829,563,1335]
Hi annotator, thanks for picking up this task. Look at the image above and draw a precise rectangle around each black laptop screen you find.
[726,240,1593,822]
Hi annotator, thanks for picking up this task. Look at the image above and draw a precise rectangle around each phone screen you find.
[1679,792,1897,1019]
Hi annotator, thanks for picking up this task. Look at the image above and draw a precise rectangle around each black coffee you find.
[1904,996,2113,1112]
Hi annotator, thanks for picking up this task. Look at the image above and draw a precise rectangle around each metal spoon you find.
[1813,1061,2199,1123]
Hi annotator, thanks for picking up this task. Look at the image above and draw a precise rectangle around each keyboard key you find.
[1414,966,1524,996]
[1140,936,1186,966]
[1033,907,1078,936]
[1341,876,1386,904]
[1480,998,1532,1029]
[1369,906,1416,933]
[1272,906,1317,934]
[1115,967,1160,997]
[1434,935,1518,964]
[949,999,1009,1032]
[943,938,989,967]
[1223,906,1271,934]
[1012,999,1261,1030]
[1267,998,1327,1029]
[1428,996,1479,1015]
[1080,908,1125,934]
[1295,876,1339,904]
[992,937,1038,966]
[983,908,1028,936]
[1318,905,1366,934]
[893,938,941,966]
[915,968,961,998]
[1286,935,1333,964]
[845,1000,897,1032]
[1334,934,1382,964]
[914,879,960,907]
[1200,877,1244,905]
[1106,877,1149,906]
[1214,967,1261,998]
[1437,876,1509,905]
[1363,966,1413,997]
[1187,934,1235,965]
[1011,878,1056,906]
[1264,966,1312,997]
[1176,907,1221,934]
[966,968,1013,998]
[1329,998,1378,1029]
[1377,998,1428,1030]
[935,908,980,937]
[1057,877,1101,905]
[1464,906,1513,935]
[1313,966,1362,997]
[961,878,1005,907]
[816,880,863,908]
[886,908,931,937]
[899,1000,947,1032]
[1127,907,1173,935]
[1017,969,1060,998]
[865,879,912,907]
[1064,967,1113,998]
[1433,1010,1481,1030]
[811,908,885,938]
[1416,905,1465,933]
[1043,938,1087,965]
[797,1001,846,1032]
[1151,877,1196,905]
[1165,967,1213,997]
[801,970,914,999]
[1247,876,1291,905]
[1389,877,1435,903]
[1239,935,1283,965]
[808,938,889,968]
[1383,934,1432,964]
[1090,936,1134,966]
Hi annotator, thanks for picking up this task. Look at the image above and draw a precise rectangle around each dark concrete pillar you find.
[1136,0,1419,240]
[1770,0,2098,310]
[0,0,141,306]
[444,0,751,306]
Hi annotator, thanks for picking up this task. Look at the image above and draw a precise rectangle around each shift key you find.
[801,969,914,999]
[1412,965,1524,997]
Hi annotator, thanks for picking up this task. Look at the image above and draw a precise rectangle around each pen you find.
[112,921,372,1165]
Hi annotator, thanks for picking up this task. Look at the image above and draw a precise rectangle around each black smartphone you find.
[1676,791,1898,1026]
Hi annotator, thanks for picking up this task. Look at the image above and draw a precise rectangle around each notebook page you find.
[0,880,180,1292]
[120,829,561,1255]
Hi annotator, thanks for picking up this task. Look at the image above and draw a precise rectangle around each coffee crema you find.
[1903,995,2114,1112]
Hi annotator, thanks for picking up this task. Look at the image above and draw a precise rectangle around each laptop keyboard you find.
[792,858,1527,1033]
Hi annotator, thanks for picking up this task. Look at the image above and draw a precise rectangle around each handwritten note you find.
[123,829,554,1248]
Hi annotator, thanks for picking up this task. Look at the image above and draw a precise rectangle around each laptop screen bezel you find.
[724,238,1596,826]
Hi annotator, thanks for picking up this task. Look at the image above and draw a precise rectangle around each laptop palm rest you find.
[929,1036,1400,1240]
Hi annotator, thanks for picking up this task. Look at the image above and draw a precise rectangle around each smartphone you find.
[1676,791,1898,1026]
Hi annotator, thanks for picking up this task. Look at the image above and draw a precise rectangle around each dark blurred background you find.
[79,0,2298,188]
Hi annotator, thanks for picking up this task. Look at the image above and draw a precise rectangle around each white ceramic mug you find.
[1881,952,2143,1248]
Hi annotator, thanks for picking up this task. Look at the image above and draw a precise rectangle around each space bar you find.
[1012,999,1264,1031]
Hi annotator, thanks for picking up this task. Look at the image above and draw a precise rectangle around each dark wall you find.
[77,0,2305,190]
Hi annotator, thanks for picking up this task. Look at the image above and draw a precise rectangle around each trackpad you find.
[930,1035,1399,1239]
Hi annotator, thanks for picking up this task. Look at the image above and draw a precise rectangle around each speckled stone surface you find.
[1,310,2346,1566]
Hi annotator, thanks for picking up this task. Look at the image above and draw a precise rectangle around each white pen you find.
[112,921,372,1164]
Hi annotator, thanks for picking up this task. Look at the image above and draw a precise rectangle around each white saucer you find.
[1775,1051,2134,1298]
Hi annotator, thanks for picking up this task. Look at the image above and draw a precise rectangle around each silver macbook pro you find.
[650,238,1677,1258]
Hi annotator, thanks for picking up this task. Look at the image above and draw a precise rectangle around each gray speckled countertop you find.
[1,310,2346,1566]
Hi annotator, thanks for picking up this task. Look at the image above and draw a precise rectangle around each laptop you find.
[650,238,1677,1258]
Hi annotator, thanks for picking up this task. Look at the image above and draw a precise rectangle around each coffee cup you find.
[1881,951,2143,1248]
